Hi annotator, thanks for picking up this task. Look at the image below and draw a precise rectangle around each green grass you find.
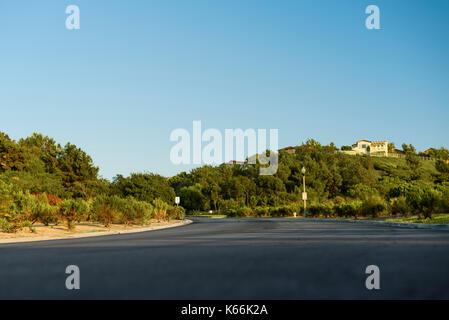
[372,156,438,181]
[188,212,449,224]
[309,213,449,225]
[381,213,449,225]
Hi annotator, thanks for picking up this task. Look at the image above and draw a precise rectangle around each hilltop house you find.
[280,146,296,155]
[351,140,389,156]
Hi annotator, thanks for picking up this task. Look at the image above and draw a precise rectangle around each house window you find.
[362,144,367,149]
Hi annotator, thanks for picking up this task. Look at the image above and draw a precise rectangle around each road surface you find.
[1,218,449,299]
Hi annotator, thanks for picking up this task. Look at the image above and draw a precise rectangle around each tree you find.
[60,198,89,230]
[57,143,99,197]
[113,173,175,205]
[179,184,207,211]
[422,147,449,160]
[402,143,422,174]
[18,133,62,174]
[436,159,449,173]
[388,142,396,153]
[0,132,25,172]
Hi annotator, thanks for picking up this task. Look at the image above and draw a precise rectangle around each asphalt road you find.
[1,218,449,299]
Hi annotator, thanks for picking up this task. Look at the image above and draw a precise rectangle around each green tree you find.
[402,143,422,175]
[112,173,175,204]
[57,143,99,197]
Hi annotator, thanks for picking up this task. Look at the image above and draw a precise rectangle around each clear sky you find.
[1,0,448,179]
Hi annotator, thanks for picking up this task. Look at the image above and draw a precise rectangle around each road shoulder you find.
[0,219,193,244]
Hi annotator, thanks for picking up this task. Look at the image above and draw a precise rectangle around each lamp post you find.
[301,167,307,218]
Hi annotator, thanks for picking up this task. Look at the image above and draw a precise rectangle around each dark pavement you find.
[1,218,449,299]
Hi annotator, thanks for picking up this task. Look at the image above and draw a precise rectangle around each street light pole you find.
[301,167,307,218]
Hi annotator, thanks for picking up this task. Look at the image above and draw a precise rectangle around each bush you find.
[153,198,169,221]
[167,206,185,220]
[60,198,89,230]
[405,187,443,219]
[131,199,153,225]
[227,206,252,217]
[438,184,449,212]
[7,191,35,223]
[361,197,386,218]
[0,217,17,233]
[0,186,59,232]
[335,201,362,218]
[308,202,333,217]
[32,193,59,226]
[90,195,154,226]
[254,206,270,217]
[219,199,240,215]
[349,184,379,201]
[420,189,442,219]
[269,205,298,217]
[389,197,409,216]
[90,195,117,227]
[20,220,35,233]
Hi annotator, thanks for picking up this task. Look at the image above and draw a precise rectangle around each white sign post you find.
[175,196,180,206]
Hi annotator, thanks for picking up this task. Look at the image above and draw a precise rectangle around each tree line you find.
[170,140,449,219]
[0,132,184,232]
[1,132,449,232]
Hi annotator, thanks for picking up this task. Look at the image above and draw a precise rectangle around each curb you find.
[302,217,449,230]
[0,219,193,245]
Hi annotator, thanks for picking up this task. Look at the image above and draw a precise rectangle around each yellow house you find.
[352,140,388,156]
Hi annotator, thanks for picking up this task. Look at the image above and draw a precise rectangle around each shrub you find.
[153,198,169,221]
[131,199,153,225]
[389,197,409,216]
[405,187,443,219]
[438,184,449,212]
[349,184,379,200]
[254,206,270,217]
[90,195,117,227]
[420,189,442,219]
[32,194,59,226]
[21,220,36,233]
[227,206,252,217]
[167,206,185,220]
[219,199,240,215]
[90,195,154,226]
[335,201,362,218]
[7,191,35,223]
[269,205,298,217]
[361,197,387,218]
[0,217,18,233]
[60,198,89,230]
[308,202,333,217]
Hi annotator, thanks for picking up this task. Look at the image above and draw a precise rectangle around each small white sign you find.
[302,192,307,201]
[175,196,180,205]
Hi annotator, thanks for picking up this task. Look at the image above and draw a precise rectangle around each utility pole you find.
[301,167,307,218]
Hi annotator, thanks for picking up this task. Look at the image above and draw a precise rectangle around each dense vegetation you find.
[1,132,448,233]
[0,132,184,233]
[168,139,449,220]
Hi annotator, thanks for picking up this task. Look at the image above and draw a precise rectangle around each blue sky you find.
[1,0,448,179]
